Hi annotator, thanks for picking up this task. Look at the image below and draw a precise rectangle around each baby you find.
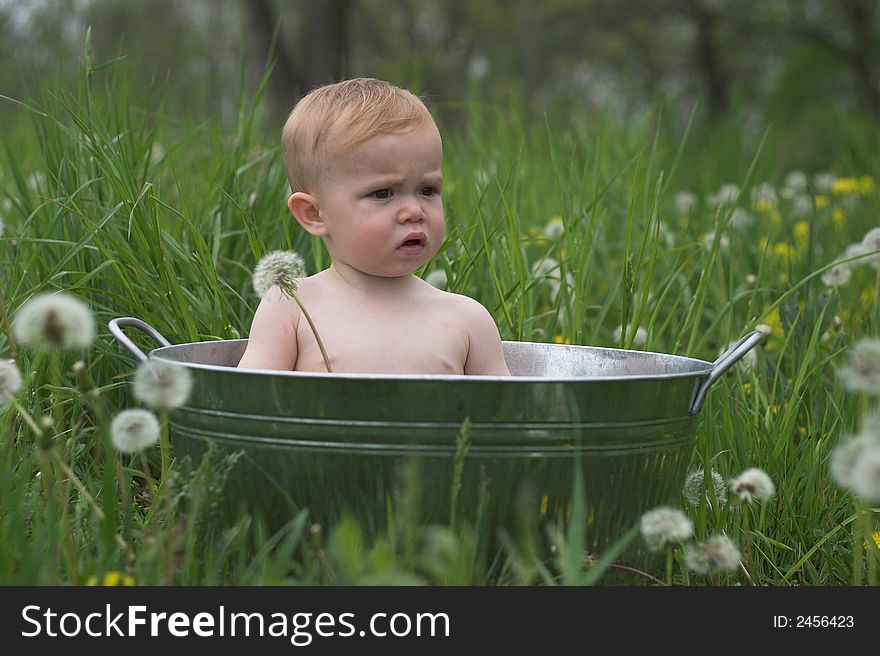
[237,78,511,376]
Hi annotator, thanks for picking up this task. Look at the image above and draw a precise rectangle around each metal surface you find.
[110,317,760,558]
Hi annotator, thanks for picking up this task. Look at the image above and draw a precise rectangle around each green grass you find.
[0,52,878,586]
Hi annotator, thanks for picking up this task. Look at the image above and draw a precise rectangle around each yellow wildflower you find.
[524,226,547,246]
[832,208,845,229]
[753,199,777,213]
[773,242,796,261]
[815,195,829,209]
[770,210,782,224]
[554,335,571,345]
[861,287,876,309]
[793,220,810,245]
[833,176,875,196]
[86,571,136,586]
[760,308,783,337]
[540,494,549,516]
[873,532,880,549]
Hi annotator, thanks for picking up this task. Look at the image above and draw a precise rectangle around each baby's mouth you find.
[397,233,427,250]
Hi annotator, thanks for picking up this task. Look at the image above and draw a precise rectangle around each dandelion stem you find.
[10,398,44,438]
[874,265,879,313]
[159,409,170,484]
[139,451,155,506]
[741,505,753,580]
[53,452,131,554]
[607,562,666,586]
[665,546,674,586]
[0,284,18,364]
[449,417,471,530]
[853,502,864,585]
[862,501,876,586]
[288,289,332,373]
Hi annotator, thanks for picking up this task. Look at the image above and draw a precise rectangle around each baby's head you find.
[282,78,436,196]
[282,78,444,279]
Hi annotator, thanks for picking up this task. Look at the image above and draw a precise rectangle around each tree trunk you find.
[691,3,729,120]
[304,0,349,89]
[845,0,880,118]
[248,0,304,104]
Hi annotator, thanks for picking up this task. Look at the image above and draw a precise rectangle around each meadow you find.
[1,54,878,586]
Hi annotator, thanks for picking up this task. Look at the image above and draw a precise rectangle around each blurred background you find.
[1,0,877,169]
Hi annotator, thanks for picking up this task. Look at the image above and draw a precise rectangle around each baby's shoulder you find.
[415,280,493,320]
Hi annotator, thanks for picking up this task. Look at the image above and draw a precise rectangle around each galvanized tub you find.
[111,317,760,558]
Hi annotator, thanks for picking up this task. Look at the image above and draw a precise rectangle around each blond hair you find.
[282,78,436,194]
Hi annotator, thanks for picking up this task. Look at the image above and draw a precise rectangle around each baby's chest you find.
[300,308,469,374]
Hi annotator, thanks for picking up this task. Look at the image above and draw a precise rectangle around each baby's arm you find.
[236,287,300,370]
[461,297,511,376]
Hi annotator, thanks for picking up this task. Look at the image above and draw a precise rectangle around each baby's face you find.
[315,123,444,278]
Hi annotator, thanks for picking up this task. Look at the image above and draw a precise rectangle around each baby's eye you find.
[370,189,393,199]
[420,186,439,197]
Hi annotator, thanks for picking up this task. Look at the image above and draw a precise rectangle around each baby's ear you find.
[288,193,326,236]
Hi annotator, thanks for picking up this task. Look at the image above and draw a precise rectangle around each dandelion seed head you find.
[684,535,741,575]
[843,242,870,265]
[821,263,851,287]
[684,468,727,508]
[838,338,880,394]
[425,269,448,290]
[864,411,880,438]
[0,360,22,400]
[707,183,739,208]
[862,228,880,267]
[790,194,813,217]
[614,324,647,349]
[132,360,193,410]
[639,506,694,552]
[543,216,565,240]
[784,171,808,193]
[111,409,160,454]
[252,251,307,300]
[729,207,754,230]
[830,433,880,490]
[750,182,778,207]
[849,445,880,503]
[813,172,836,193]
[531,256,560,279]
[719,340,757,371]
[729,467,775,504]
[674,191,698,216]
[700,231,730,252]
[531,257,569,300]
[13,293,95,350]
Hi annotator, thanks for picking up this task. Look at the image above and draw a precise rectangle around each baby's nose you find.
[397,196,426,222]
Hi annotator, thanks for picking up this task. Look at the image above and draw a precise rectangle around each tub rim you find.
[148,338,716,384]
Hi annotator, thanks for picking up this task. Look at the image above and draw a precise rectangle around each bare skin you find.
[237,123,510,376]
[238,264,510,374]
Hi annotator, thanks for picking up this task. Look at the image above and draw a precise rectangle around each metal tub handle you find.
[689,330,763,416]
[108,317,172,362]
